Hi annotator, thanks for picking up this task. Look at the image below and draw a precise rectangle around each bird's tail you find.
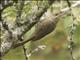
[13,36,35,48]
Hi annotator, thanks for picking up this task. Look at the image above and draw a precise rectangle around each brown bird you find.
[14,12,61,48]
[13,0,77,48]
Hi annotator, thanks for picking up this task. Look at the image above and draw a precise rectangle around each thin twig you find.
[66,0,77,60]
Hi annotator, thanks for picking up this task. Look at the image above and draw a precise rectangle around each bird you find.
[13,12,60,48]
